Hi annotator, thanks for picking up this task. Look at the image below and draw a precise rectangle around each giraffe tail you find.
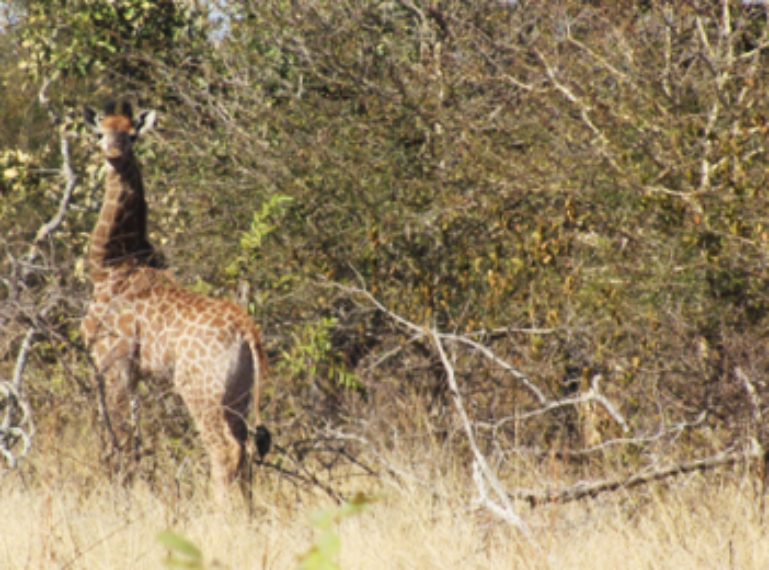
[246,323,271,459]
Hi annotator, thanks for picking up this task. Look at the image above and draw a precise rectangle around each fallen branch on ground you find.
[515,450,747,507]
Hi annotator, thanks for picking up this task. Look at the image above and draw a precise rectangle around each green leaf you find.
[157,530,204,569]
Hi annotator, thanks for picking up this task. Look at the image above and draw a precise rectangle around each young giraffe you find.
[80,102,270,500]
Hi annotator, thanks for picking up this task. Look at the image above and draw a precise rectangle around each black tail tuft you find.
[254,425,271,459]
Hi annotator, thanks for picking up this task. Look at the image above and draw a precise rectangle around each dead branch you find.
[0,327,35,469]
[534,47,622,174]
[515,450,745,507]
[439,331,547,404]
[21,98,77,274]
[736,366,767,502]
[339,283,548,405]
[332,282,745,521]
[430,328,530,535]
[482,410,708,460]
[30,127,77,247]
[737,366,763,426]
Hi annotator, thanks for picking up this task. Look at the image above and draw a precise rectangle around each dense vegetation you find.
[2,0,769,515]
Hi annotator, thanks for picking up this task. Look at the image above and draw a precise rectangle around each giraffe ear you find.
[135,110,157,135]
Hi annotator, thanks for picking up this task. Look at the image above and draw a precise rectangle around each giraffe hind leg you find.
[211,411,246,503]
[218,339,260,499]
[181,399,243,502]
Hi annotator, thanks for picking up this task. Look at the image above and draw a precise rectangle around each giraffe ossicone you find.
[80,101,270,500]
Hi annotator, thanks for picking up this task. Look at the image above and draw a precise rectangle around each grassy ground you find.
[2,440,768,569]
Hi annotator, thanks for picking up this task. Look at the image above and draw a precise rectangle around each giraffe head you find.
[83,101,156,169]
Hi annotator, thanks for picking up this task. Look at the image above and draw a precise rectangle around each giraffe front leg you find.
[85,328,140,479]
[102,342,139,447]
[83,312,136,431]
[86,363,138,481]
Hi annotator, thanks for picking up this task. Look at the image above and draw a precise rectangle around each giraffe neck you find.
[89,154,156,282]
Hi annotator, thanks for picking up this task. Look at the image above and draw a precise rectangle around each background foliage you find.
[2,0,769,498]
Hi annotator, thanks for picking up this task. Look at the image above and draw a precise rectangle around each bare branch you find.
[439,331,547,405]
[30,129,77,247]
[10,327,34,394]
[515,450,745,507]
[566,34,629,83]
[21,75,77,274]
[586,374,630,434]
[430,328,530,536]
[735,366,766,495]
[736,366,763,425]
[337,281,634,442]
[1,327,36,470]
[36,71,61,125]
[338,283,548,404]
[3,75,75,462]
[535,48,622,173]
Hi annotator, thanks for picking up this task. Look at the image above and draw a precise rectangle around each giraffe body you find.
[80,103,269,499]
[82,266,267,494]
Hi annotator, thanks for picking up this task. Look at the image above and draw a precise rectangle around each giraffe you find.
[80,102,271,500]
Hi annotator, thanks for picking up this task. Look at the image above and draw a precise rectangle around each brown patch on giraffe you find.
[209,315,227,329]
[116,311,135,335]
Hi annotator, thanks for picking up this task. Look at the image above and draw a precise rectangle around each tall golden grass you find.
[2,431,768,570]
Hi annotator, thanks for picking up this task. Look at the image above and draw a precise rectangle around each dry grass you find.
[2,437,768,570]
